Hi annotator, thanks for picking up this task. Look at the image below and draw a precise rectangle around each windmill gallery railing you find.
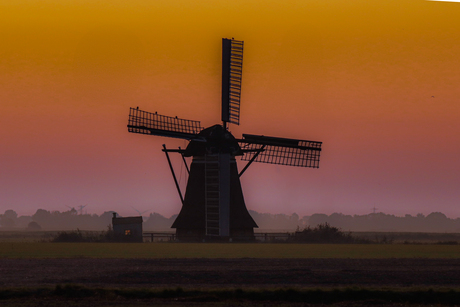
[142,231,293,242]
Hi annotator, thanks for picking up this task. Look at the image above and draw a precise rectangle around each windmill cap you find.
[184,124,242,156]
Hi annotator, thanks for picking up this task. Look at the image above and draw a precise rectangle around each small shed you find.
[112,213,143,242]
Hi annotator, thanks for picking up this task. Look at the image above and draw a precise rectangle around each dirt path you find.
[1,258,460,289]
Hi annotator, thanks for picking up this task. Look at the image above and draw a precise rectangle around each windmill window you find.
[125,229,132,236]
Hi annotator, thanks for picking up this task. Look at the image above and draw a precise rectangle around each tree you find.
[0,209,18,227]
[3,210,18,220]
[32,209,52,228]
[308,214,329,227]
[27,221,41,230]
[0,217,15,228]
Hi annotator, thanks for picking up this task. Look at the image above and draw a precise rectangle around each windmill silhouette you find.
[77,204,87,215]
[66,205,87,215]
[131,206,149,217]
[128,38,322,240]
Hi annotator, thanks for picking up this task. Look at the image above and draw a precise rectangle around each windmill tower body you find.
[127,38,323,241]
[172,155,257,239]
[171,125,257,239]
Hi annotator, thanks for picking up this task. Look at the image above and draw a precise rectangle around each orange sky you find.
[1,0,460,218]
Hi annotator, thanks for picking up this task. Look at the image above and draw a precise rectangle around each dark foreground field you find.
[2,258,460,306]
[2,258,460,288]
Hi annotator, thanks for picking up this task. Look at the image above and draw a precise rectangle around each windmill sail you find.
[239,134,322,168]
[128,107,202,140]
[221,38,243,125]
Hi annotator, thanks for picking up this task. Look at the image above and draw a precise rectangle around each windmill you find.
[128,38,322,240]
[131,206,149,217]
[65,205,87,215]
[77,204,88,215]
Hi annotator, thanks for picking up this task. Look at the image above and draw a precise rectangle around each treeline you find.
[251,211,460,232]
[0,209,116,231]
[1,208,460,232]
[0,209,178,231]
[307,212,460,232]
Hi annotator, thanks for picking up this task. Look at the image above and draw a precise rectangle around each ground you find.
[2,258,460,306]
[1,258,460,288]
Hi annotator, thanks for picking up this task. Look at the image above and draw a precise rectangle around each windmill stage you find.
[128,38,322,241]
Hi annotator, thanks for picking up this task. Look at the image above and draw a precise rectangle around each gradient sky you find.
[1,0,460,218]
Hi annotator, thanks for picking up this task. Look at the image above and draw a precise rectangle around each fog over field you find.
[1,208,459,233]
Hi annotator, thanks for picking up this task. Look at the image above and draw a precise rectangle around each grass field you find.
[1,242,460,306]
[1,234,459,306]
[1,242,460,258]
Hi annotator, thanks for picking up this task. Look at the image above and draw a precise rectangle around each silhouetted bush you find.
[51,228,117,242]
[52,230,85,242]
[27,221,41,230]
[435,241,458,245]
[374,234,394,244]
[293,223,369,243]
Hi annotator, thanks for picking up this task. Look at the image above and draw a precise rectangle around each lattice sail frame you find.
[221,38,243,125]
[239,135,322,168]
[128,107,202,138]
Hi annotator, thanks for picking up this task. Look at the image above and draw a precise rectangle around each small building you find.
[112,213,143,242]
